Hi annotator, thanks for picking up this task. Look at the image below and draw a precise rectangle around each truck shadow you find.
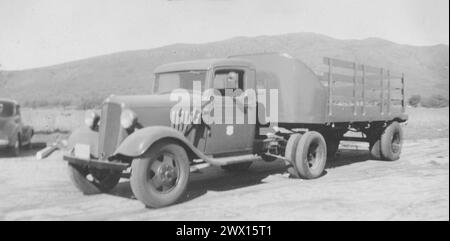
[0,142,47,158]
[326,148,383,169]
[108,147,382,206]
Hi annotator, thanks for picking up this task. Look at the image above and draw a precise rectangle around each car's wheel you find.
[67,163,121,195]
[221,162,252,172]
[284,133,302,178]
[292,131,327,179]
[11,135,21,156]
[380,121,403,161]
[130,141,190,208]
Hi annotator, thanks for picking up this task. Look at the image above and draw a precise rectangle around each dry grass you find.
[22,108,84,133]
[404,107,449,139]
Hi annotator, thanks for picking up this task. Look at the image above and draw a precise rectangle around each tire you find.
[369,139,382,160]
[130,141,190,208]
[68,163,121,195]
[293,131,327,179]
[10,135,21,156]
[221,162,252,172]
[284,133,302,178]
[380,122,403,161]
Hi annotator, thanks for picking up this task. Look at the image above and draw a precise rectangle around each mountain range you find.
[0,32,448,107]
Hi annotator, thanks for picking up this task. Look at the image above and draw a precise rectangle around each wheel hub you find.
[158,164,176,184]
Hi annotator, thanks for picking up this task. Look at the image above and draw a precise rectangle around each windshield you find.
[154,71,206,94]
[0,102,14,118]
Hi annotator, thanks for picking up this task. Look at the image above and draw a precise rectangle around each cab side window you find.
[213,69,244,96]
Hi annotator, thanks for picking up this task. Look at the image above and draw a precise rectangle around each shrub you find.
[421,94,449,108]
[76,97,104,110]
[408,94,421,107]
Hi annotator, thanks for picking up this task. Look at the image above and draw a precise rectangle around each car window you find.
[0,102,14,117]
[154,71,206,94]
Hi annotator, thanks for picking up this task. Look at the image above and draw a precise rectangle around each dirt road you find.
[0,138,448,221]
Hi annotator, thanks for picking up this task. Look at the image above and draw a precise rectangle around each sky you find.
[0,0,448,70]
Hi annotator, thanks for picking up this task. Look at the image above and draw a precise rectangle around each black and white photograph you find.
[0,0,448,223]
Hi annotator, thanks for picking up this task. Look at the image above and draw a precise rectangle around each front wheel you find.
[130,141,190,208]
[10,135,21,156]
[292,131,327,179]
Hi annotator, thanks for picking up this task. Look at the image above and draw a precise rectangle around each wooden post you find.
[380,68,384,115]
[328,58,333,116]
[387,70,391,114]
[401,73,405,113]
[353,62,357,116]
[362,65,366,115]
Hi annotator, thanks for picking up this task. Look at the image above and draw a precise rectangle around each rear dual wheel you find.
[130,141,190,208]
[285,131,327,179]
[369,121,403,161]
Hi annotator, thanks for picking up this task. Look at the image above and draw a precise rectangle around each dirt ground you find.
[0,137,448,221]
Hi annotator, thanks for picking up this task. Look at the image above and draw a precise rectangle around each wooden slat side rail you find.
[401,73,405,112]
[322,57,406,118]
[387,70,391,114]
[323,57,403,79]
[328,58,333,116]
[323,57,383,74]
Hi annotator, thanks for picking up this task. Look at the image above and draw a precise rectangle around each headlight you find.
[84,110,100,129]
[120,109,137,129]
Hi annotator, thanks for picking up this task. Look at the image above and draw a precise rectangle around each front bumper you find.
[63,154,129,171]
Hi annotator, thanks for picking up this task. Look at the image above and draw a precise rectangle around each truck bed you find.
[320,57,407,123]
[230,53,407,125]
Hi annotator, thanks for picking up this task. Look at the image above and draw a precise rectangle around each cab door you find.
[204,67,256,155]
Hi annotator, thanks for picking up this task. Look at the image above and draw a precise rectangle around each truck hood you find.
[105,94,189,127]
[106,94,178,109]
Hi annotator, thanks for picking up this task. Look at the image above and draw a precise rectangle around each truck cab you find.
[64,53,407,208]
[153,58,258,156]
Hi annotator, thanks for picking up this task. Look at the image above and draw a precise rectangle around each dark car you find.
[0,99,34,156]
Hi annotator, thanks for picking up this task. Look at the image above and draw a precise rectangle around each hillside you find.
[0,32,448,107]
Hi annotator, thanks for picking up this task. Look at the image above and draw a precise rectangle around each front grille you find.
[98,102,122,159]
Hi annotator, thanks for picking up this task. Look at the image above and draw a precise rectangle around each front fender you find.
[67,126,99,158]
[113,126,207,160]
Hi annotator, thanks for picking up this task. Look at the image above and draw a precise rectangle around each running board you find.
[206,154,261,166]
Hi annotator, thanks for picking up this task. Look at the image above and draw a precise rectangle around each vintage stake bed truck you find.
[64,53,408,208]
